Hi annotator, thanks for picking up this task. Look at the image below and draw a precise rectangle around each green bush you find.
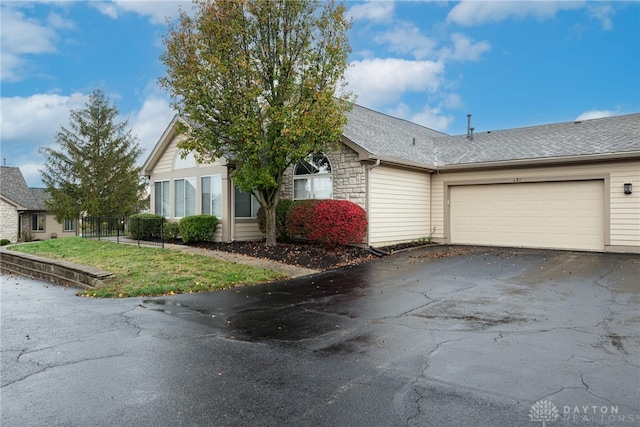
[0,239,10,246]
[180,215,219,243]
[163,222,181,242]
[130,214,164,240]
[256,199,294,241]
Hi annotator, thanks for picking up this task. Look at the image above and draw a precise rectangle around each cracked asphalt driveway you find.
[2,246,639,426]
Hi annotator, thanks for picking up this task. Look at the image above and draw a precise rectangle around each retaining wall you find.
[0,247,115,289]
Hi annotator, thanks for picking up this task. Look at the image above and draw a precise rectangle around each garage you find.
[450,180,605,251]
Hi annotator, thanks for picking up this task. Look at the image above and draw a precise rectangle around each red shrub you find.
[286,199,368,247]
[285,200,321,238]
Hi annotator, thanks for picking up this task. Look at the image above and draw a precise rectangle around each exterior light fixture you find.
[624,183,632,195]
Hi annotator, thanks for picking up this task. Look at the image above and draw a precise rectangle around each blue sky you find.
[1,1,639,187]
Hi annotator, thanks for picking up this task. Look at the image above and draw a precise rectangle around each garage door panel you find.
[450,181,604,251]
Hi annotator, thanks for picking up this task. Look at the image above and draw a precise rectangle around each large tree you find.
[160,0,354,246]
[40,89,144,220]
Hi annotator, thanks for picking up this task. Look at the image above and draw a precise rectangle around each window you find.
[154,180,170,217]
[202,175,223,218]
[175,178,196,218]
[235,187,260,218]
[64,219,76,232]
[32,213,45,231]
[293,153,333,200]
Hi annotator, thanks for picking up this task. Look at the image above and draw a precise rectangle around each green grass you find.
[9,237,286,298]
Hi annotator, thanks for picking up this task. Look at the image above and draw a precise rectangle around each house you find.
[0,167,77,243]
[142,104,640,254]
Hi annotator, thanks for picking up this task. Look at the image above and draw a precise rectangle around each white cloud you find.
[127,96,176,159]
[588,4,614,31]
[348,1,394,23]
[575,110,615,121]
[447,1,584,26]
[438,33,490,62]
[411,105,455,131]
[93,0,192,24]
[1,93,87,142]
[374,22,437,60]
[0,92,88,186]
[387,102,454,132]
[0,5,63,81]
[345,58,445,108]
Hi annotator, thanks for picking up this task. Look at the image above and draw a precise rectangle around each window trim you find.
[174,177,197,219]
[154,180,170,218]
[201,174,223,218]
[32,213,45,232]
[234,187,260,219]
[64,218,76,232]
[293,153,333,200]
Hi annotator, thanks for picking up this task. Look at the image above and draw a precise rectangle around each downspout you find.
[365,159,381,247]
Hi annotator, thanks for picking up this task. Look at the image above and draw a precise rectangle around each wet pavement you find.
[1,246,639,426]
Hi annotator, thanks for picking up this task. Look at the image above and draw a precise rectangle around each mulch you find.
[184,239,436,270]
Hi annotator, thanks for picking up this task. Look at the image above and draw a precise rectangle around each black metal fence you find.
[81,216,164,248]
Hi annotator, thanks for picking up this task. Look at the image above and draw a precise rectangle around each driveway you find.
[1,246,638,426]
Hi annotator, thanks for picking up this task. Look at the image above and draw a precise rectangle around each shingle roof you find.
[342,107,640,168]
[343,103,446,165]
[433,113,640,166]
[0,167,47,210]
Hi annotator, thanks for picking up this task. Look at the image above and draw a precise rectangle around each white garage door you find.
[450,180,604,251]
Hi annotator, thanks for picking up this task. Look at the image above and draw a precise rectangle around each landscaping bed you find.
[186,240,436,270]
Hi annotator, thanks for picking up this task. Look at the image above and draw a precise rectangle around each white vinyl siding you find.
[609,166,640,247]
[369,165,431,246]
[450,180,604,251]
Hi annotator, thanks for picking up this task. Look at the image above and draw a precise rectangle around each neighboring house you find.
[142,105,640,253]
[0,167,78,243]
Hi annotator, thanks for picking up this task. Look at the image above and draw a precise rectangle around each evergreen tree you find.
[40,89,144,220]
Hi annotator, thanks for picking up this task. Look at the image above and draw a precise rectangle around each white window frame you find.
[154,180,170,218]
[174,177,197,218]
[201,175,223,218]
[293,153,333,200]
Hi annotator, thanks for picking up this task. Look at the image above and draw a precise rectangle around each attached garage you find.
[449,180,605,251]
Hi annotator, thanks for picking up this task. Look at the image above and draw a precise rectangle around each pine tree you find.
[40,89,144,221]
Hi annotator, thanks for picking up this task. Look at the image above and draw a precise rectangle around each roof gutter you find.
[431,151,640,172]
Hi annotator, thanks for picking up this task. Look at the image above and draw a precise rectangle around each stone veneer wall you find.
[0,199,18,243]
[281,144,366,208]
[0,247,115,289]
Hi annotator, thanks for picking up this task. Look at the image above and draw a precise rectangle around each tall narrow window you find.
[175,178,196,218]
[293,153,333,200]
[154,180,170,217]
[202,175,223,218]
[32,213,45,231]
[234,187,260,218]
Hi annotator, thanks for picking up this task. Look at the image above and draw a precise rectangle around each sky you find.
[1,1,639,187]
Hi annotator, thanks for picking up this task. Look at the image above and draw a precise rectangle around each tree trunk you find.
[264,204,277,247]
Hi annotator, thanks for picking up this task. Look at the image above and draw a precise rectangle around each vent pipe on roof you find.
[470,127,474,141]
[466,114,472,139]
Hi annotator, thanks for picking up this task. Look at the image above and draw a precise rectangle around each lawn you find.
[8,237,287,298]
